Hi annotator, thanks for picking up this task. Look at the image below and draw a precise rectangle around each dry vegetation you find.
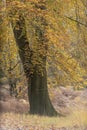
[0,110,87,130]
[0,86,87,130]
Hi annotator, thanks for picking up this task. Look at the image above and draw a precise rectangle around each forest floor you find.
[0,110,87,130]
[0,85,87,130]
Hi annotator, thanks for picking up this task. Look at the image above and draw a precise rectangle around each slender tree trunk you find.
[0,0,7,80]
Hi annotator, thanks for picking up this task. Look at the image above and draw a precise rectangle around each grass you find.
[0,86,87,129]
[0,109,87,130]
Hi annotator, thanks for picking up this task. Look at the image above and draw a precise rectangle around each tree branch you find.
[8,61,20,72]
[65,15,87,27]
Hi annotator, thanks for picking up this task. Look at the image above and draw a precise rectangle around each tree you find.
[0,0,7,81]
[1,0,86,116]
[11,0,58,116]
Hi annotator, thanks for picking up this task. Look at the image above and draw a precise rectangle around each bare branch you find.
[64,15,87,27]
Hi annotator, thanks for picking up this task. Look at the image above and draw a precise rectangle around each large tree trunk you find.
[29,66,57,116]
[12,14,58,116]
